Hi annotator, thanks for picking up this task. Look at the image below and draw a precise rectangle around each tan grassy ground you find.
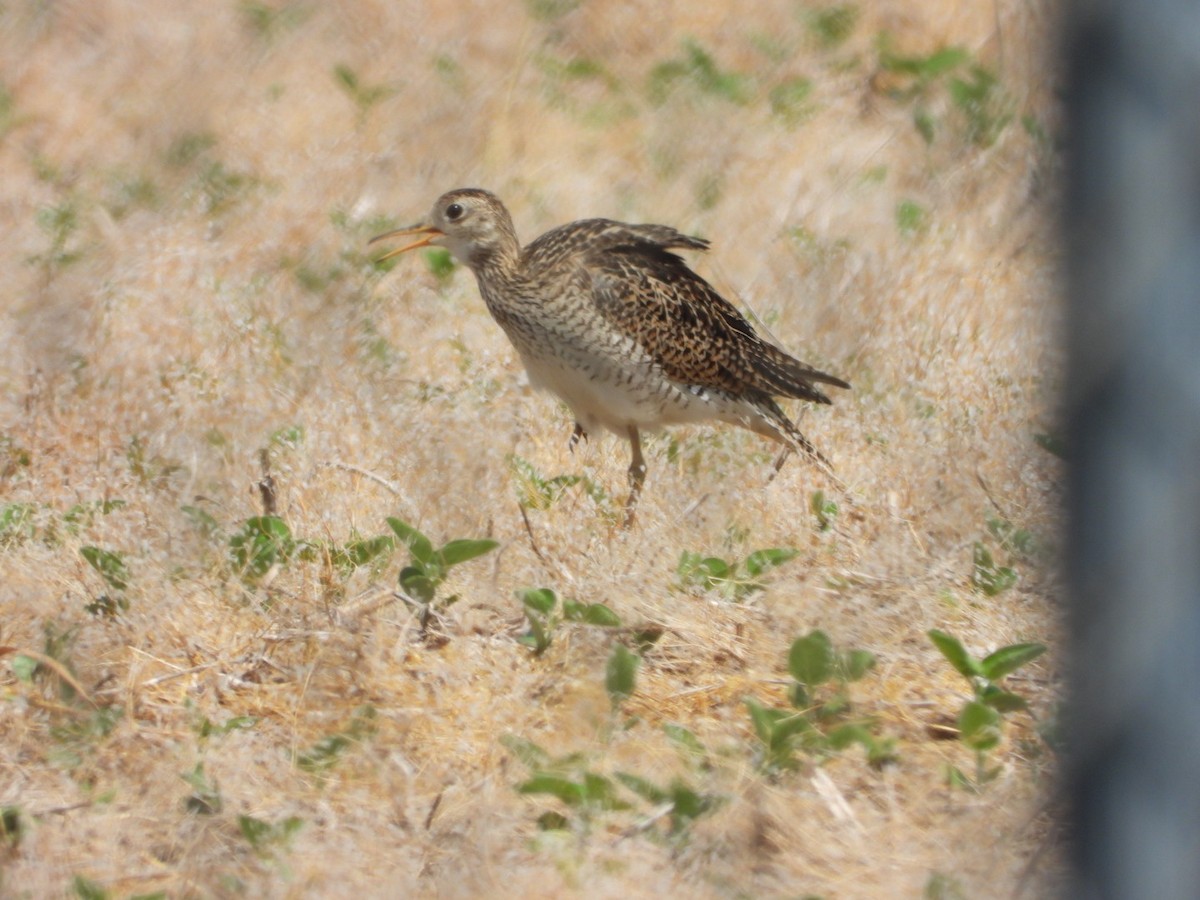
[1,1,1064,896]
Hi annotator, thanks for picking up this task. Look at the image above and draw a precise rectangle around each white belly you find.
[517,347,734,436]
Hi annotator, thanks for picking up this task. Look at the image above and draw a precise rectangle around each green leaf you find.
[663,723,706,761]
[981,689,1028,714]
[438,538,499,567]
[333,63,359,91]
[519,612,551,654]
[518,587,558,615]
[228,516,295,582]
[677,551,733,590]
[563,601,621,627]
[581,772,631,810]
[958,700,1002,751]
[518,773,584,806]
[971,542,1018,596]
[71,875,109,900]
[11,655,38,682]
[979,642,1046,681]
[614,771,667,804]
[386,517,434,564]
[536,810,569,830]
[839,648,877,682]
[788,630,833,687]
[180,504,221,538]
[80,546,130,591]
[499,734,551,770]
[605,644,639,705]
[399,565,437,603]
[744,697,779,745]
[668,780,719,825]
[237,814,273,850]
[928,629,982,679]
[743,547,799,578]
[423,248,456,284]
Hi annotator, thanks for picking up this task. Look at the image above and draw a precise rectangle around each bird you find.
[370,188,848,525]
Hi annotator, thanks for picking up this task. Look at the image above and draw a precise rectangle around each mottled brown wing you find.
[524,219,709,271]
[585,242,848,403]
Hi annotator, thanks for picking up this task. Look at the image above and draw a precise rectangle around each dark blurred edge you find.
[1066,2,1200,898]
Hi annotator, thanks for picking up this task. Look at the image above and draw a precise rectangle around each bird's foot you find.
[568,423,588,454]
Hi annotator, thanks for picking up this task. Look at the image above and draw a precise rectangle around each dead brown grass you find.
[1,1,1064,896]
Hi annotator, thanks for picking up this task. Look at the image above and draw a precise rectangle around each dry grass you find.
[1,1,1064,896]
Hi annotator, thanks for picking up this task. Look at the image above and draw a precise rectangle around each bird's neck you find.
[470,242,521,282]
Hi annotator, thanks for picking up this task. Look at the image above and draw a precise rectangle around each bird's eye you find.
[445,202,464,221]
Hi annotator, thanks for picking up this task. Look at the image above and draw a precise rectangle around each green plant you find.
[423,248,457,286]
[239,1,311,41]
[928,629,1046,790]
[769,76,815,126]
[807,5,860,49]
[605,643,639,712]
[29,198,84,271]
[896,199,928,236]
[228,516,303,585]
[925,871,969,899]
[970,514,1038,597]
[649,39,750,105]
[333,64,396,119]
[182,762,224,815]
[80,545,131,616]
[50,705,124,771]
[238,813,304,859]
[509,454,613,515]
[0,502,36,547]
[947,65,1013,147]
[329,532,396,579]
[676,546,798,601]
[295,705,376,776]
[64,499,126,536]
[517,587,621,655]
[876,39,1013,148]
[810,490,838,531]
[501,735,721,840]
[746,630,894,772]
[71,875,109,900]
[387,518,498,629]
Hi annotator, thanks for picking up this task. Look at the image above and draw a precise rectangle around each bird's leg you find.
[569,422,588,454]
[624,426,646,527]
[768,447,793,482]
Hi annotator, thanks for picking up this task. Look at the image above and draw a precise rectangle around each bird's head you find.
[370,188,518,270]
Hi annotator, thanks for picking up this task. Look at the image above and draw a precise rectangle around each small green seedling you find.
[333,64,396,120]
[182,762,224,815]
[677,546,799,601]
[605,643,639,712]
[387,517,498,631]
[295,706,376,777]
[238,813,304,859]
[928,629,1046,790]
[517,587,621,655]
[228,516,302,585]
[648,39,750,106]
[810,490,838,531]
[80,546,130,616]
[501,735,629,833]
[501,734,721,841]
[746,630,894,772]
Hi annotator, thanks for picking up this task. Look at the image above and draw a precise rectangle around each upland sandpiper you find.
[371,188,848,524]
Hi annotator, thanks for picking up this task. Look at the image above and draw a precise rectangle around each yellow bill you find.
[368,223,445,262]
